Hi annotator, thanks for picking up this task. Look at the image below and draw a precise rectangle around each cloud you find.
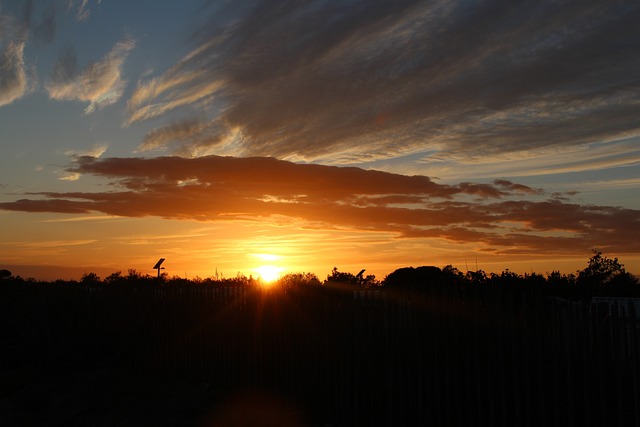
[135,119,227,157]
[125,0,640,170]
[493,180,543,196]
[58,143,108,180]
[15,239,97,248]
[0,1,60,108]
[42,215,122,223]
[64,143,109,158]
[0,1,31,107]
[1,156,638,255]
[46,38,135,113]
[0,42,28,107]
[67,0,95,22]
[57,172,81,181]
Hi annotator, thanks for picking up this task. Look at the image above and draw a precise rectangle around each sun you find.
[256,265,281,283]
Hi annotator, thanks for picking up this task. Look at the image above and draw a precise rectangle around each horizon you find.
[4,252,638,283]
[1,1,639,282]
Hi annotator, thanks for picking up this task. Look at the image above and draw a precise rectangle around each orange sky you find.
[3,210,637,282]
[2,156,638,281]
[1,1,639,281]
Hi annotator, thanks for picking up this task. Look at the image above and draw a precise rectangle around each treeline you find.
[326,251,638,297]
[2,251,637,298]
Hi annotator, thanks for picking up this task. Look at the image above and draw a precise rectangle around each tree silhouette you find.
[104,271,125,285]
[577,250,638,296]
[80,272,100,285]
[326,267,358,284]
[279,272,321,288]
[383,266,443,291]
[465,269,487,286]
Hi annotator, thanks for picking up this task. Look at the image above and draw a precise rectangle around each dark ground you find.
[0,352,311,426]
[2,282,639,426]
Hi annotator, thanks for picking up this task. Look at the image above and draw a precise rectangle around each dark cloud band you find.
[1,156,637,255]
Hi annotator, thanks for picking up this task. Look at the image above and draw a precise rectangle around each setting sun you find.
[256,265,282,283]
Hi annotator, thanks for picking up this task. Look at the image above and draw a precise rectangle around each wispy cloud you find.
[0,1,31,107]
[14,239,97,248]
[68,0,98,22]
[42,214,122,223]
[46,38,135,113]
[403,136,640,183]
[0,42,28,107]
[59,142,108,180]
[57,172,81,181]
[0,0,96,108]
[134,119,226,157]
[125,0,640,173]
[581,177,640,191]
[64,143,109,158]
[1,156,637,255]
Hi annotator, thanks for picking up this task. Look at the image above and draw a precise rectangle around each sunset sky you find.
[1,0,639,281]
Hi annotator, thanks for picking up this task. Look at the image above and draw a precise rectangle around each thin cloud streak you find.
[64,143,109,158]
[13,239,97,248]
[411,138,640,182]
[46,38,135,113]
[70,0,91,22]
[1,156,638,255]
[41,214,123,223]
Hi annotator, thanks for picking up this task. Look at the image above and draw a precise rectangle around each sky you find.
[1,0,639,281]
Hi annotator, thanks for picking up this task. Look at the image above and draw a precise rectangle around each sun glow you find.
[256,265,282,283]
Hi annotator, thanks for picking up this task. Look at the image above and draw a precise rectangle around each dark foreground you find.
[1,280,639,426]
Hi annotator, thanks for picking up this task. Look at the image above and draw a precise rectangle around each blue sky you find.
[1,0,639,280]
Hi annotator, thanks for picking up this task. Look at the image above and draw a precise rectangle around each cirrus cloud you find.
[125,0,640,170]
[46,38,135,113]
[0,42,28,107]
